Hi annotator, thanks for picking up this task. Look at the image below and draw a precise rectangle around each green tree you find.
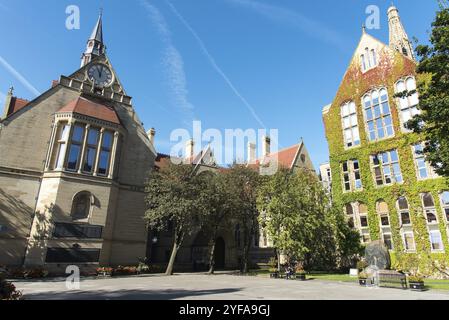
[407,5,449,176]
[144,163,210,275]
[200,170,235,274]
[226,165,260,273]
[258,168,362,270]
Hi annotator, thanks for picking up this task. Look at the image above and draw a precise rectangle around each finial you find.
[362,23,366,33]
[99,7,103,17]
[7,86,14,95]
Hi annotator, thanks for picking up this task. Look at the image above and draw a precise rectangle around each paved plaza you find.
[13,274,449,300]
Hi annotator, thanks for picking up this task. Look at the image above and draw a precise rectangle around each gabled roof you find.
[57,96,120,125]
[4,97,30,117]
[323,30,416,114]
[248,141,313,172]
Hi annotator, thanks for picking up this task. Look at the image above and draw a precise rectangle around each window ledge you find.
[368,135,396,144]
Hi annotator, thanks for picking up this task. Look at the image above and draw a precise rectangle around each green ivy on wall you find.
[323,49,449,276]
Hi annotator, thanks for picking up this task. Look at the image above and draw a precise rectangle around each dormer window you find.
[361,48,378,72]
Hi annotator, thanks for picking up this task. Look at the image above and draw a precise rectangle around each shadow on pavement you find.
[22,288,243,300]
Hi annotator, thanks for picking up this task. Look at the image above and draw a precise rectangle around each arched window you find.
[345,204,355,228]
[361,48,378,72]
[395,77,420,131]
[422,193,438,224]
[377,201,393,250]
[341,101,360,148]
[422,193,444,251]
[71,192,93,222]
[358,203,370,243]
[397,197,415,251]
[397,197,411,226]
[363,88,394,141]
[440,192,449,223]
[360,54,367,71]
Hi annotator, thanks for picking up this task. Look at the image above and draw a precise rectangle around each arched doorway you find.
[214,237,225,270]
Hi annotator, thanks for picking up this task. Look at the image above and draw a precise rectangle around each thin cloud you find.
[165,0,267,129]
[0,55,40,97]
[224,0,349,52]
[140,0,195,122]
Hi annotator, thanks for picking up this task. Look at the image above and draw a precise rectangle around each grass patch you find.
[307,273,355,283]
[424,279,449,291]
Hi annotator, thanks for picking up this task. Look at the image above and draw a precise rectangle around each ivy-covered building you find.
[322,5,449,272]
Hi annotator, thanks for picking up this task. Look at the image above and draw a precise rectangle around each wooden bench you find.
[378,270,407,289]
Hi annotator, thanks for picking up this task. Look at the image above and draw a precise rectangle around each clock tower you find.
[81,11,106,67]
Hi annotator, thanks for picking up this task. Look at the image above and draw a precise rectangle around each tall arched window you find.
[358,203,370,243]
[377,201,393,250]
[361,48,378,72]
[422,193,438,224]
[422,193,444,252]
[395,77,420,131]
[345,204,355,228]
[397,197,415,251]
[71,192,93,222]
[363,88,394,141]
[341,101,360,148]
[397,197,411,226]
[440,192,449,224]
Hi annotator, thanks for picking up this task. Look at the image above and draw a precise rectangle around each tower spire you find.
[81,10,106,67]
[387,5,415,61]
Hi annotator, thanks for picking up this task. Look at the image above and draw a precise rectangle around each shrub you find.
[0,272,22,300]
[356,260,368,271]
[24,268,48,279]
[268,257,278,273]
[112,266,137,276]
[408,275,424,283]
[295,266,306,275]
[137,262,151,274]
[6,267,48,279]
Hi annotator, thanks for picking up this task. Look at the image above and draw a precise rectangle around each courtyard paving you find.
[13,273,449,300]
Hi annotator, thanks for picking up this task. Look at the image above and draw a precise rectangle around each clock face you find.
[87,64,113,88]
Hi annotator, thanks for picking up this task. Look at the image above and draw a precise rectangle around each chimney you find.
[2,86,14,120]
[185,139,195,160]
[147,128,156,145]
[247,142,257,164]
[263,136,271,157]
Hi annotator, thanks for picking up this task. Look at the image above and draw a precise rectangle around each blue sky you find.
[0,0,439,169]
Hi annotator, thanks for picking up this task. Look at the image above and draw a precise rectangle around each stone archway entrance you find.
[214,237,225,270]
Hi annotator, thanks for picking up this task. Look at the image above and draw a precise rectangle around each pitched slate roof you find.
[57,96,120,125]
[248,143,302,171]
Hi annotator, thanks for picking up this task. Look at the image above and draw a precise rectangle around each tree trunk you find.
[208,239,217,274]
[207,225,219,274]
[165,240,180,276]
[241,224,252,274]
[276,249,281,273]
